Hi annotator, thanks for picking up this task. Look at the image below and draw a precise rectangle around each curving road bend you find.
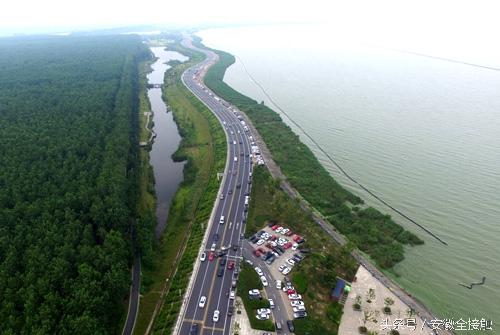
[170,37,289,335]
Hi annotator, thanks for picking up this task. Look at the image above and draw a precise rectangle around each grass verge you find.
[133,40,226,335]
[200,41,423,269]
[238,263,275,332]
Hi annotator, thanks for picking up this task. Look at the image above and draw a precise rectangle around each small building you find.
[331,278,351,303]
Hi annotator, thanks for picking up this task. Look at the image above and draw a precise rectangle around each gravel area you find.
[339,266,435,335]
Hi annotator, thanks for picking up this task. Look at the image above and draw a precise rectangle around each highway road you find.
[174,37,256,335]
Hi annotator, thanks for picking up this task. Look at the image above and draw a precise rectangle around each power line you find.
[236,55,448,246]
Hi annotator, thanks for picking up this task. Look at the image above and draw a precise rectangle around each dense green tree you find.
[0,35,149,333]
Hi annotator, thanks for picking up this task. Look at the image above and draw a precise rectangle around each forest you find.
[0,35,148,334]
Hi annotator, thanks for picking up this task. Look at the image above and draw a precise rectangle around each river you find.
[147,47,188,237]
[198,24,500,330]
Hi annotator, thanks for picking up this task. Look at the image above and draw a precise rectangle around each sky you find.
[1,0,499,38]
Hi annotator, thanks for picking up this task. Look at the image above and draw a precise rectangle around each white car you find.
[248,289,260,296]
[229,290,236,300]
[286,259,296,266]
[256,313,269,320]
[269,298,275,309]
[199,296,207,308]
[200,252,206,262]
[255,267,263,276]
[291,300,305,307]
[289,294,302,300]
[256,308,271,315]
[213,310,220,322]
[260,275,268,287]
[233,140,236,145]
[293,306,306,312]
[210,243,216,252]
[275,280,282,290]
[276,227,284,233]
[293,311,307,319]
[269,241,277,247]
[292,243,299,250]
[282,266,291,275]
[281,228,290,235]
[256,239,265,246]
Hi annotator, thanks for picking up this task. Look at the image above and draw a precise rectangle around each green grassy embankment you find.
[201,43,423,269]
[247,166,355,334]
[238,263,275,332]
[133,41,226,334]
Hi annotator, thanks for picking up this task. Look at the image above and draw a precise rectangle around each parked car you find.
[291,300,305,307]
[200,252,206,262]
[283,242,293,249]
[198,296,207,308]
[255,267,263,276]
[256,308,271,315]
[229,290,236,300]
[287,320,295,332]
[289,294,302,300]
[227,306,235,316]
[248,289,260,296]
[292,243,299,251]
[282,266,291,275]
[293,306,306,313]
[253,249,262,257]
[286,258,296,266]
[256,313,269,320]
[260,275,268,287]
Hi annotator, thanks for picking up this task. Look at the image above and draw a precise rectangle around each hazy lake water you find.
[199,25,500,328]
[147,47,188,237]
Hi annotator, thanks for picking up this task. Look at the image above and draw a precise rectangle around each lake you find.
[199,24,500,329]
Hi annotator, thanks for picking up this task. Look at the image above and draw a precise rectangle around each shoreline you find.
[195,37,452,334]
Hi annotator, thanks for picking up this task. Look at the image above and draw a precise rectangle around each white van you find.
[219,216,225,224]
[234,157,238,162]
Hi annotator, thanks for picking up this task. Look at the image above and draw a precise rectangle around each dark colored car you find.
[228,189,233,195]
[219,257,227,266]
[232,244,238,251]
[190,323,199,335]
[217,268,224,277]
[213,233,219,241]
[227,306,234,316]
[236,183,241,189]
[287,320,295,332]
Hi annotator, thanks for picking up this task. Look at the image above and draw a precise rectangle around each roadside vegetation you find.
[238,263,275,332]
[247,166,357,334]
[201,42,423,269]
[0,35,149,334]
[133,38,227,335]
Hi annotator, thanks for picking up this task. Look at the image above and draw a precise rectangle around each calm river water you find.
[199,25,500,329]
[147,47,188,237]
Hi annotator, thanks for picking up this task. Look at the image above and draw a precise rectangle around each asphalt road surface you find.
[176,39,256,335]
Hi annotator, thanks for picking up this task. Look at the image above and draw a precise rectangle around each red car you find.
[253,249,262,257]
[293,235,302,242]
[258,247,266,254]
[271,225,280,231]
[227,261,235,270]
[208,251,215,261]
[270,235,278,241]
[283,242,293,249]
[285,230,294,237]
[287,289,296,295]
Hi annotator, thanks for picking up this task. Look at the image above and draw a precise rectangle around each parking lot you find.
[246,223,308,325]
